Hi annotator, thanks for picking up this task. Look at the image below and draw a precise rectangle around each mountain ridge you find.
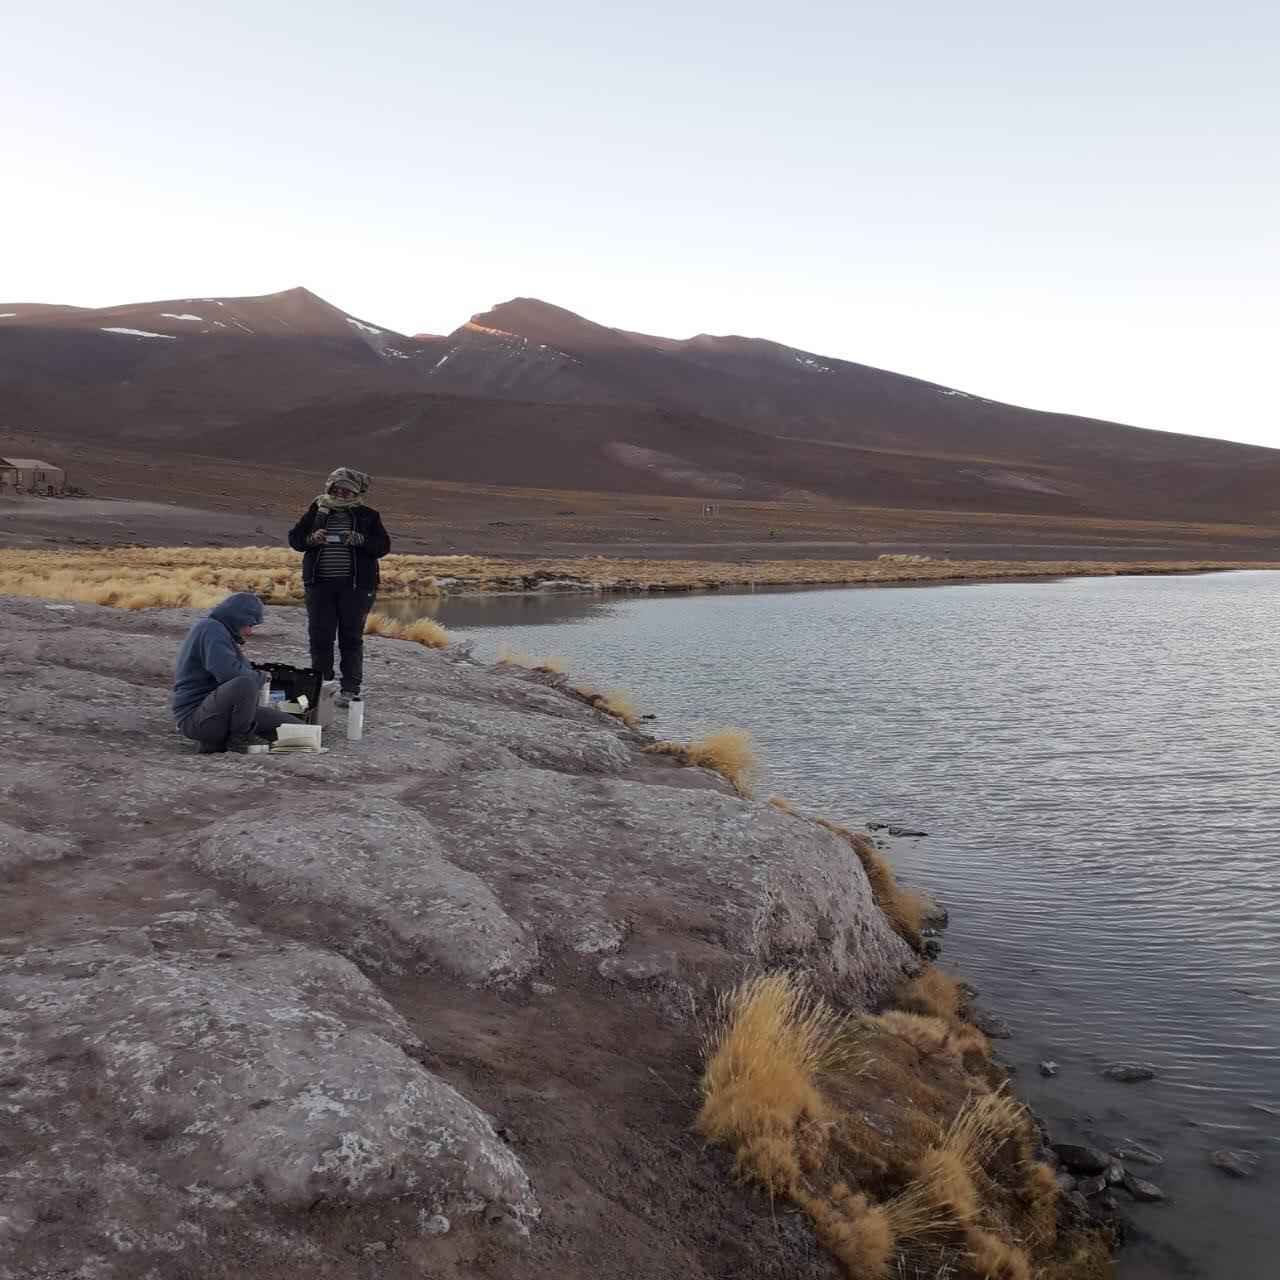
[3,284,1278,533]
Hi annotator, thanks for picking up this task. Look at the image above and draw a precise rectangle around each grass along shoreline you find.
[1,544,1276,611]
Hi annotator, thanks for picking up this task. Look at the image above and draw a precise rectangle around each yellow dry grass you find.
[498,645,569,675]
[572,681,641,728]
[363,610,450,648]
[1,544,1273,611]
[807,816,937,950]
[0,546,442,608]
[695,972,1104,1280]
[894,968,964,1023]
[696,972,839,1192]
[644,727,759,797]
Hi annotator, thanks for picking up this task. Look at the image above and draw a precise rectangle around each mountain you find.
[0,287,431,440]
[418,298,1259,470]
[3,286,1279,531]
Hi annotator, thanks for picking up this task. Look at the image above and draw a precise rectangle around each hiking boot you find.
[335,690,359,708]
[197,740,227,755]
[228,735,272,754]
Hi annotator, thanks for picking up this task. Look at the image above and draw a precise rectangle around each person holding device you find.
[287,467,392,704]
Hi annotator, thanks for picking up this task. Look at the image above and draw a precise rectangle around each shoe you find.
[197,741,227,755]
[228,735,272,754]
[335,691,359,708]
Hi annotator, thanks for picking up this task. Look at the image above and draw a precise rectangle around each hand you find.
[347,531,365,546]
[309,529,328,545]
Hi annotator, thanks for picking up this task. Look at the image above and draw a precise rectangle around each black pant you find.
[305,579,377,694]
[179,675,298,746]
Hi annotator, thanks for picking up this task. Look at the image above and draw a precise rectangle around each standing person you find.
[172,592,298,753]
[287,467,391,705]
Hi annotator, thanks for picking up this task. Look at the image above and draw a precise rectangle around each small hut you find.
[0,458,66,494]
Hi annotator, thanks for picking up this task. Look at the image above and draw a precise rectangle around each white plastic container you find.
[346,697,364,742]
[275,723,323,750]
[257,679,271,708]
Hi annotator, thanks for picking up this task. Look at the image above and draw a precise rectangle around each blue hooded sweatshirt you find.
[171,592,265,725]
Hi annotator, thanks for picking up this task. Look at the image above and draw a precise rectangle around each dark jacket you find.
[171,592,264,724]
[287,503,391,588]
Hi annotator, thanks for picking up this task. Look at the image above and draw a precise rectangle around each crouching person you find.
[172,592,299,754]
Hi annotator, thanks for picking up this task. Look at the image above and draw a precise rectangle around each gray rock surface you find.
[1102,1061,1157,1082]
[1209,1148,1260,1178]
[1052,1143,1112,1175]
[1121,1172,1167,1203]
[1111,1138,1164,1166]
[0,596,918,1279]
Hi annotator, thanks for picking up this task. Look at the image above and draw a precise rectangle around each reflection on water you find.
[401,573,1280,1279]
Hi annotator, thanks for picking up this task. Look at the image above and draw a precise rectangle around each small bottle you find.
[346,697,364,741]
[257,678,271,708]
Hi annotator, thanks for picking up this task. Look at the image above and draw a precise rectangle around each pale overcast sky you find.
[5,0,1277,446]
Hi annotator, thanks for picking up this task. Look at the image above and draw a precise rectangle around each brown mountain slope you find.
[205,389,1277,527]
[420,298,1265,470]
[3,286,1279,533]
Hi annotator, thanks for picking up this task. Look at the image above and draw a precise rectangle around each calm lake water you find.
[391,572,1278,1279]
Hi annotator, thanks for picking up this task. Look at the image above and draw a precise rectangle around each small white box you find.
[275,723,323,750]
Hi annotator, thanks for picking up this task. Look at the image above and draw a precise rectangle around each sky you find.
[5,0,1278,446]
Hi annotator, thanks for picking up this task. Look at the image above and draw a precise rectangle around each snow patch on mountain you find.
[161,313,203,322]
[346,318,382,336]
[101,327,178,340]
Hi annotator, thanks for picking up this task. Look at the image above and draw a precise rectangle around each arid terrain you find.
[3,287,1279,568]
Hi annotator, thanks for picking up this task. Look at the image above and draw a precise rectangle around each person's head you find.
[322,467,371,505]
[208,591,265,642]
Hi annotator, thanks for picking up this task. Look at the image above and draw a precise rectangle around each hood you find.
[208,592,264,641]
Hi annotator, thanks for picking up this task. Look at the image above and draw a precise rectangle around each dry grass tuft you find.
[697,975,1095,1280]
[399,616,451,648]
[697,972,839,1191]
[1017,1159,1061,1247]
[499,644,568,674]
[805,817,932,949]
[894,968,964,1023]
[768,795,799,815]
[963,1228,1033,1280]
[593,687,639,728]
[646,728,759,797]
[364,610,405,638]
[801,1187,895,1278]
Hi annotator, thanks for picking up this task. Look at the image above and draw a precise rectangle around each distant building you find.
[0,457,66,493]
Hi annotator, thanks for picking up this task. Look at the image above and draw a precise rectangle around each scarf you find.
[315,466,371,512]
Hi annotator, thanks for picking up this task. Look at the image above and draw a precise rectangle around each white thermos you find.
[346,697,364,741]
[257,678,271,708]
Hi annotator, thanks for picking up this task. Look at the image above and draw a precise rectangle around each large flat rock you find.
[0,595,915,1279]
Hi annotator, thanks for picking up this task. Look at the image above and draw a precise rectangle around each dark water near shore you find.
[389,572,1279,1279]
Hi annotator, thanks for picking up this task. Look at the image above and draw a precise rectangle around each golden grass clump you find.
[799,1186,895,1278]
[363,611,450,648]
[364,610,405,638]
[696,972,838,1193]
[964,1227,1033,1280]
[593,687,638,728]
[894,968,964,1023]
[645,727,759,797]
[498,644,568,674]
[806,817,933,949]
[768,795,798,814]
[399,616,451,648]
[696,974,1103,1280]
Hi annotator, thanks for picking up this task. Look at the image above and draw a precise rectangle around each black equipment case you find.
[251,662,322,724]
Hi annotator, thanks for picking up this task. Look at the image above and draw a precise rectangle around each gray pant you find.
[179,674,299,746]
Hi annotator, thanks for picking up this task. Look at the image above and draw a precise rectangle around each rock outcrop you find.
[0,597,915,1279]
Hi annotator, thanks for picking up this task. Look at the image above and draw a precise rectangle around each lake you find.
[390,571,1278,1279]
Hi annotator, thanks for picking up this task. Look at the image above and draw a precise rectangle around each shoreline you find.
[2,542,1278,612]
[0,593,1119,1279]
